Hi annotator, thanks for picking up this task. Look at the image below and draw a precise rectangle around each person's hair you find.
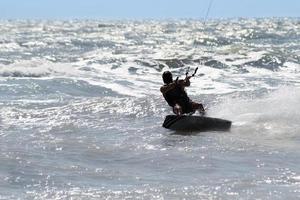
[162,71,173,84]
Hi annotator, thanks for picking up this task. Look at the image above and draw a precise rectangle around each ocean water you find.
[0,18,300,199]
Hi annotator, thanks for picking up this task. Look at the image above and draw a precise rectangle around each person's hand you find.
[186,76,192,80]
[173,104,182,116]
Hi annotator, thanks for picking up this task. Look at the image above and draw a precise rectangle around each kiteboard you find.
[163,115,232,131]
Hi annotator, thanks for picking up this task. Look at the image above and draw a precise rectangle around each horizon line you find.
[1,16,299,21]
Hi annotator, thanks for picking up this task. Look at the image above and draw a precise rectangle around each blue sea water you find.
[0,18,300,199]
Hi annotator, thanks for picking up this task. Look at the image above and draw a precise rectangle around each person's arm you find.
[183,76,191,86]
[178,76,191,87]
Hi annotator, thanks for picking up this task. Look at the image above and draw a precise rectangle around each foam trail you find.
[209,87,300,148]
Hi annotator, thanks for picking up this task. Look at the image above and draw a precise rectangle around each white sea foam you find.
[209,86,300,149]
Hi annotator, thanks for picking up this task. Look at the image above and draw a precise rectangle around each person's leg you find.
[191,102,205,114]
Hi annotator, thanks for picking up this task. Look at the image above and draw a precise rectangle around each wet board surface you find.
[163,115,232,131]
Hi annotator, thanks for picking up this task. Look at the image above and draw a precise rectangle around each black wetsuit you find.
[163,83,193,114]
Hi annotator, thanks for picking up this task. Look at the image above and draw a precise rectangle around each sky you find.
[1,0,300,20]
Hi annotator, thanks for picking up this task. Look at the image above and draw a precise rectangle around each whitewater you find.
[0,18,300,199]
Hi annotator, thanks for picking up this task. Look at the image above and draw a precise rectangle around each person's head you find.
[162,71,173,84]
